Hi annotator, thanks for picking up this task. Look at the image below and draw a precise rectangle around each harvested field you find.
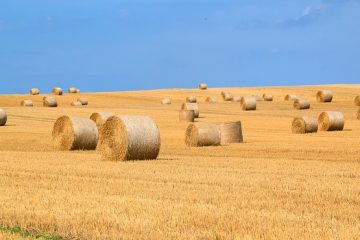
[0,84,360,239]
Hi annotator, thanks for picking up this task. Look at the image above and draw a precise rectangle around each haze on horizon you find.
[0,0,359,94]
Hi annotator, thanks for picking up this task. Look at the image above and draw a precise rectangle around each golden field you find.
[0,84,359,239]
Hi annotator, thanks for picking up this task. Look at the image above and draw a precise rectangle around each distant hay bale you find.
[240,96,256,111]
[29,88,40,95]
[316,90,333,102]
[220,121,243,145]
[318,111,344,131]
[186,96,197,103]
[0,108,7,126]
[52,87,63,95]
[232,96,241,102]
[68,87,80,93]
[284,94,297,101]
[99,115,160,161]
[185,123,221,147]
[291,117,318,134]
[205,97,217,103]
[181,102,199,118]
[52,115,99,150]
[199,83,207,90]
[77,98,88,105]
[21,100,33,107]
[71,101,83,107]
[90,112,113,131]
[293,99,310,110]
[179,110,195,122]
[221,91,233,101]
[252,95,262,101]
[354,96,360,106]
[43,96,58,107]
[262,94,273,101]
[161,98,171,104]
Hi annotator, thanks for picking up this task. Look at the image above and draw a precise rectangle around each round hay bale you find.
[181,103,199,118]
[71,101,83,107]
[316,90,333,102]
[52,115,99,150]
[221,91,233,101]
[77,98,88,105]
[284,94,297,101]
[179,110,194,122]
[263,94,273,101]
[354,96,360,106]
[21,100,33,107]
[240,97,256,111]
[293,99,310,110]
[186,96,197,103]
[52,87,63,95]
[220,121,243,145]
[199,83,207,90]
[185,123,221,147]
[99,115,160,161]
[318,111,344,131]
[252,95,262,101]
[43,96,58,107]
[29,88,40,95]
[291,117,318,134]
[205,97,217,103]
[161,98,171,104]
[232,96,241,102]
[68,87,80,93]
[0,109,7,126]
[90,112,114,131]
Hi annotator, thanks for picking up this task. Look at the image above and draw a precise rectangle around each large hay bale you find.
[181,103,199,118]
[161,98,171,104]
[29,88,40,95]
[0,109,7,126]
[68,87,80,93]
[186,96,197,103]
[316,90,333,102]
[52,87,63,95]
[71,101,83,107]
[263,94,273,101]
[354,96,360,106]
[205,97,217,103]
[99,115,160,161]
[240,96,256,111]
[284,94,297,101]
[318,111,344,131]
[52,115,99,150]
[185,123,221,147]
[90,112,113,131]
[179,110,194,122]
[232,96,241,102]
[21,100,33,107]
[77,98,88,105]
[199,83,207,90]
[220,121,243,145]
[293,99,310,110]
[292,117,318,134]
[221,91,233,101]
[43,96,58,107]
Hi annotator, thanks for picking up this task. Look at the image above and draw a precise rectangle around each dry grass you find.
[0,84,360,239]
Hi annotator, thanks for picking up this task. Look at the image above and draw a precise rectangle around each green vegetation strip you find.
[0,226,63,240]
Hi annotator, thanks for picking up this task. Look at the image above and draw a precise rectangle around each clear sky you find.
[0,0,359,94]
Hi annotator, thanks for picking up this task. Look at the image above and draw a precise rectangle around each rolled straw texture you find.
[43,96,58,107]
[181,103,199,118]
[220,121,243,145]
[0,108,7,126]
[186,96,197,103]
[52,87,63,95]
[185,123,221,147]
[354,96,360,106]
[240,96,256,110]
[52,115,99,150]
[318,111,344,131]
[221,91,233,101]
[293,99,310,110]
[99,115,160,161]
[316,90,333,102]
[29,88,40,95]
[291,117,318,134]
[199,83,207,90]
[68,87,80,93]
[263,94,273,101]
[179,110,194,122]
[77,98,88,105]
[21,100,33,107]
[284,94,297,101]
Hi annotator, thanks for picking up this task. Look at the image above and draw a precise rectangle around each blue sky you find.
[0,0,359,94]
